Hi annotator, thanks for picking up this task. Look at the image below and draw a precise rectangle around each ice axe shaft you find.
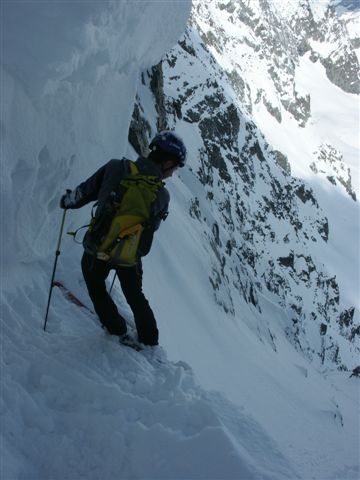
[43,209,67,331]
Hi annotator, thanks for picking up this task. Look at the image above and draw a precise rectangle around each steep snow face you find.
[153,20,359,373]
[127,28,359,476]
[171,0,359,368]
[1,1,191,275]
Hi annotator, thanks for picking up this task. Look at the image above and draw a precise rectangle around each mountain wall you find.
[129,0,359,371]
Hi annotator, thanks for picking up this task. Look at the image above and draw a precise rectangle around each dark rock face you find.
[289,2,360,94]
[270,151,291,176]
[128,63,168,156]
[192,1,312,126]
[150,62,168,132]
[128,98,152,157]
[319,9,360,94]
[350,366,360,378]
[339,307,355,328]
[312,144,357,201]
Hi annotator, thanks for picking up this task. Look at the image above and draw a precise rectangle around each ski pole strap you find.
[67,202,96,243]
[67,224,90,244]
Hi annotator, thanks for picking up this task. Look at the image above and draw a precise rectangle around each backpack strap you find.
[128,160,139,176]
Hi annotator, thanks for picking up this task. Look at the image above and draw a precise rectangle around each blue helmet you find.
[149,131,187,167]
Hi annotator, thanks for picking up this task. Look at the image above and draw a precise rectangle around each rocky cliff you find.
[129,0,359,371]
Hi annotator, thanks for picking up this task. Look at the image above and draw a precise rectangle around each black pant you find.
[81,252,158,345]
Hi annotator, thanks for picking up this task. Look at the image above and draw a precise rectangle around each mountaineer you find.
[60,131,187,348]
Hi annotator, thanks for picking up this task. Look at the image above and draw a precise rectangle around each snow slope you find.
[255,53,359,308]
[2,270,297,480]
[1,1,359,479]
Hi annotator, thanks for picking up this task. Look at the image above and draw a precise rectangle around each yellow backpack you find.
[88,161,164,266]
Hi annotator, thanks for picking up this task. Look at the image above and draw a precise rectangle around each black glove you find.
[60,189,73,209]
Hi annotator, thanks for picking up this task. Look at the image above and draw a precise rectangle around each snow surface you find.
[273,0,330,21]
[253,52,360,310]
[2,272,297,480]
[1,1,360,480]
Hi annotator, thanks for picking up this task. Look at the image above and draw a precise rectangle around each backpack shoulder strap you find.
[128,160,139,176]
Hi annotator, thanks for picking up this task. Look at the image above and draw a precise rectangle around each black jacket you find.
[66,157,170,258]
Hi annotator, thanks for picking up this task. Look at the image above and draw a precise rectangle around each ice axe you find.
[43,208,67,331]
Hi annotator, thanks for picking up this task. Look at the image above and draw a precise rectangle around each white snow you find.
[254,52,360,311]
[1,1,359,480]
[1,0,191,273]
[272,0,330,22]
[3,273,297,479]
